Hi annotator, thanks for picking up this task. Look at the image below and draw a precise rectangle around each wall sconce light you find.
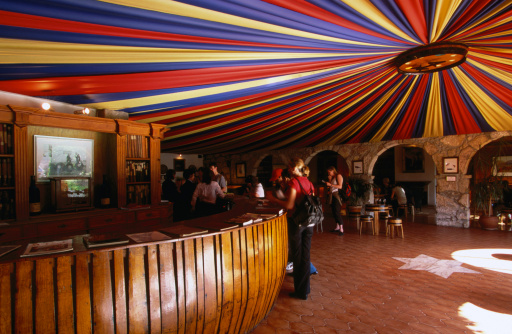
[74,108,90,115]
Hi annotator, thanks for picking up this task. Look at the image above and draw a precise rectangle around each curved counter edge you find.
[0,214,288,334]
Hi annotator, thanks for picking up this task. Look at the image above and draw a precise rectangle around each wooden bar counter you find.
[0,197,288,333]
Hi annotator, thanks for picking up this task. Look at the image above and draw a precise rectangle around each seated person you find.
[390,183,407,216]
[381,177,393,203]
[248,175,265,198]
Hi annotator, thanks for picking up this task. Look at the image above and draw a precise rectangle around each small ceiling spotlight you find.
[394,42,468,75]
[41,102,51,110]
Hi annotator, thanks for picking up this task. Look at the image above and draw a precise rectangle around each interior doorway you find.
[372,145,436,210]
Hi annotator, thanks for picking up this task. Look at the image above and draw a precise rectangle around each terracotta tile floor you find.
[251,209,512,333]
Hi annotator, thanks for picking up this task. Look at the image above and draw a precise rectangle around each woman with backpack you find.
[267,158,314,300]
[326,166,344,236]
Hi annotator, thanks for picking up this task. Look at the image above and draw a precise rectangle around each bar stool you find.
[379,213,392,235]
[359,215,374,235]
[387,217,404,238]
[349,213,361,230]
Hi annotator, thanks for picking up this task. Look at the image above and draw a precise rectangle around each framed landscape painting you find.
[34,135,93,182]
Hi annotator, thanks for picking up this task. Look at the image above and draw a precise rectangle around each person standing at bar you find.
[209,162,227,193]
[267,158,314,300]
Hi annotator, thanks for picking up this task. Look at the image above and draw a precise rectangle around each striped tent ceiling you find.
[1,0,512,154]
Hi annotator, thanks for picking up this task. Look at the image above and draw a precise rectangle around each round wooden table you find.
[365,204,391,235]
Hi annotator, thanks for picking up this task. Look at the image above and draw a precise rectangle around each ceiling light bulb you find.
[42,102,51,110]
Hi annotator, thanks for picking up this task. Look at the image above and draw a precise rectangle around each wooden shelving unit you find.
[0,105,168,240]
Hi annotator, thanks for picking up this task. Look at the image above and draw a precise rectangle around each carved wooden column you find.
[13,110,29,221]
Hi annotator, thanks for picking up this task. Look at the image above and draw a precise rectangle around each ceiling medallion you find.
[395,42,468,75]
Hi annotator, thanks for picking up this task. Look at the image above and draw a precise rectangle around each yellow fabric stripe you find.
[452,67,512,130]
[423,73,443,137]
[430,0,463,42]
[0,38,389,64]
[90,58,390,112]
[446,1,512,40]
[370,76,421,142]
[101,0,388,47]
[339,0,417,44]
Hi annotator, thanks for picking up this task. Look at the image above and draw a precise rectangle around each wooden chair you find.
[397,204,414,218]
[387,217,404,238]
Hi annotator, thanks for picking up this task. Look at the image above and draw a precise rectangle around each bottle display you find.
[127,185,150,206]
[29,175,42,216]
[125,134,151,206]
[126,161,150,183]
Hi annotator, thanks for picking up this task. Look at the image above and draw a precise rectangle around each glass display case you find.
[50,177,92,212]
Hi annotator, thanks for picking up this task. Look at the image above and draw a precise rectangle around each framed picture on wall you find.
[493,156,512,176]
[443,157,459,174]
[236,162,246,178]
[174,159,185,172]
[402,146,424,173]
[34,135,94,182]
[352,160,363,175]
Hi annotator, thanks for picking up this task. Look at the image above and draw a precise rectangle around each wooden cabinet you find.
[0,105,167,239]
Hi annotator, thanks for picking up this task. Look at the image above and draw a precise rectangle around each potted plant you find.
[347,176,373,214]
[471,176,503,230]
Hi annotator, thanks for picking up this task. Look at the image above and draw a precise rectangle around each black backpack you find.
[292,179,324,227]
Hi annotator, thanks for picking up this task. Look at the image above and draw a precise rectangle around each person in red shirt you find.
[267,157,314,300]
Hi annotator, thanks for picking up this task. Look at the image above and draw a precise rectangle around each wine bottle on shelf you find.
[98,175,111,208]
[29,175,42,216]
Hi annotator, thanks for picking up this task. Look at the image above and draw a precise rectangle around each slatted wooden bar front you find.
[0,215,287,334]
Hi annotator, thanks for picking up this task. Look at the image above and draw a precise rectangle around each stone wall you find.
[204,131,512,227]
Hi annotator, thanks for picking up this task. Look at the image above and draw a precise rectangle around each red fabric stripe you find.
[0,55,388,96]
[395,0,428,44]
[0,10,322,50]
[441,71,480,134]
[263,0,411,45]
[392,76,429,140]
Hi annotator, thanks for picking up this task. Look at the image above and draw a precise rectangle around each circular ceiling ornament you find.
[395,42,468,75]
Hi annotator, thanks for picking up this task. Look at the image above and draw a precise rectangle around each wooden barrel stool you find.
[348,211,361,230]
[387,217,404,238]
[379,213,392,235]
[359,215,374,235]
